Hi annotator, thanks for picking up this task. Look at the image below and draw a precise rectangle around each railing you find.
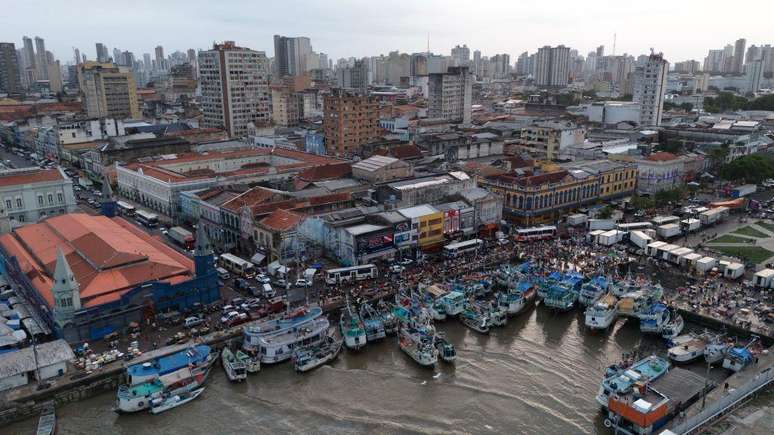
[668,367,773,434]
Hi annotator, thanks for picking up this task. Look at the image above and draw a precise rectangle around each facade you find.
[632,152,685,195]
[398,205,444,250]
[255,209,304,263]
[535,45,571,87]
[340,223,396,265]
[271,85,304,127]
[198,41,270,138]
[0,42,21,94]
[375,171,475,208]
[0,168,78,232]
[521,122,586,160]
[0,214,219,342]
[458,187,503,230]
[633,53,668,127]
[351,155,412,182]
[273,35,312,77]
[583,101,642,126]
[323,89,380,157]
[77,62,140,119]
[427,66,472,124]
[437,200,475,237]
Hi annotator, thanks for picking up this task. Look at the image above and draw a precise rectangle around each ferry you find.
[398,324,438,367]
[596,355,670,409]
[668,334,707,364]
[578,275,609,306]
[293,334,343,373]
[639,303,670,334]
[584,293,618,330]
[360,303,387,342]
[222,347,247,382]
[252,316,329,364]
[243,305,323,339]
[340,303,367,350]
[434,333,456,363]
[149,387,205,414]
[660,311,684,339]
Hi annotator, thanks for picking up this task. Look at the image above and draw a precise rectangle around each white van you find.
[216,267,230,280]
[262,283,275,298]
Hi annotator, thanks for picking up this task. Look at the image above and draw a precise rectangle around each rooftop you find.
[398,204,439,218]
[345,223,387,236]
[0,168,65,189]
[258,209,304,232]
[352,155,400,172]
[0,339,74,379]
[647,152,679,162]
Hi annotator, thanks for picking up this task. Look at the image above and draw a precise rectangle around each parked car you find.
[256,274,271,284]
[184,316,204,329]
[399,258,413,266]
[295,278,310,287]
[389,265,405,274]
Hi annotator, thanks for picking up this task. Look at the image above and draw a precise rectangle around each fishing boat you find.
[360,303,387,342]
[543,273,583,311]
[660,310,684,339]
[126,345,214,386]
[149,387,205,414]
[235,350,260,374]
[537,271,563,300]
[376,300,399,334]
[36,405,56,435]
[434,333,456,363]
[293,334,343,373]
[639,303,670,334]
[668,335,707,364]
[595,355,670,409]
[398,324,437,367]
[460,307,490,334]
[436,290,465,316]
[611,273,641,297]
[340,302,367,350]
[487,299,508,326]
[221,347,247,382]
[722,337,759,372]
[704,334,731,364]
[578,275,609,306]
[243,305,327,361]
[584,293,618,330]
[616,291,648,318]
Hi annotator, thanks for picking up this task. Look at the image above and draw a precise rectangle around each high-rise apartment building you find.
[73,48,81,66]
[451,44,470,66]
[323,89,380,157]
[271,85,304,127]
[77,62,141,119]
[198,41,270,138]
[155,45,165,71]
[0,43,21,94]
[428,66,472,124]
[733,38,746,74]
[336,59,368,94]
[273,35,312,78]
[535,45,571,87]
[34,37,48,81]
[473,50,482,78]
[95,43,109,62]
[633,53,668,127]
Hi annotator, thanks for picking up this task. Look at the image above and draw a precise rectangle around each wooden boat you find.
[149,387,205,414]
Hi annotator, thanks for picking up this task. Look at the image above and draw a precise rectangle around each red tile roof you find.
[258,209,303,232]
[374,144,423,160]
[0,168,64,188]
[647,152,678,162]
[221,187,285,213]
[0,213,193,309]
[298,162,352,181]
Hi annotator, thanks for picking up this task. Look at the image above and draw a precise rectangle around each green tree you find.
[719,153,774,183]
[704,92,749,113]
[598,206,614,219]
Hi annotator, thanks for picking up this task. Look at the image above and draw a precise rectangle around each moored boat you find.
[340,302,367,350]
[639,303,670,334]
[293,334,343,373]
[236,350,260,374]
[578,275,609,306]
[668,335,707,364]
[460,308,490,334]
[36,405,56,435]
[434,333,456,363]
[595,355,670,409]
[704,334,731,364]
[222,347,247,382]
[584,293,618,330]
[360,303,387,342]
[722,337,759,372]
[660,311,684,339]
[398,324,437,367]
[149,387,205,414]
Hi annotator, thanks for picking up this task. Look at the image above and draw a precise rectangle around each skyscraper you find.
[74,47,81,65]
[428,66,472,124]
[198,41,270,137]
[155,45,165,71]
[733,38,746,74]
[633,53,668,127]
[0,43,22,94]
[535,45,571,87]
[34,36,48,80]
[95,42,109,63]
[323,89,380,156]
[451,44,470,66]
[78,62,141,119]
[473,50,482,77]
[273,35,312,77]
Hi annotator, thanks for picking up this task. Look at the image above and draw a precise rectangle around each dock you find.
[664,346,774,434]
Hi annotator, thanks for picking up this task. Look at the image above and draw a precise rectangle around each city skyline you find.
[2,0,773,64]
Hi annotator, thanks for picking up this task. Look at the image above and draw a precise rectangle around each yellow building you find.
[569,160,638,200]
[77,62,140,120]
[397,204,444,250]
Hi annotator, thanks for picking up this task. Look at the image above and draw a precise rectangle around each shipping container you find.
[567,214,588,227]
[657,223,681,239]
[629,231,653,249]
[731,184,757,198]
[587,219,615,231]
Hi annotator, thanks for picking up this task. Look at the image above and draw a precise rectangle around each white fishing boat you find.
[222,347,247,382]
[639,303,670,334]
[149,387,205,414]
[340,302,367,350]
[360,303,387,342]
[236,350,260,374]
[293,334,343,373]
[434,333,456,363]
[660,311,684,339]
[398,325,437,367]
[704,335,731,364]
[578,276,609,306]
[668,336,707,363]
[584,293,618,330]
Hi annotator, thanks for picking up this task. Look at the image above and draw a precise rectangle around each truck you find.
[567,214,588,227]
[629,230,653,249]
[699,207,729,226]
[657,223,681,239]
[587,219,615,231]
[167,226,194,250]
[597,230,623,246]
[680,218,701,232]
[731,184,757,198]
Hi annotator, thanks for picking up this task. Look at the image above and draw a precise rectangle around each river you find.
[2,304,735,435]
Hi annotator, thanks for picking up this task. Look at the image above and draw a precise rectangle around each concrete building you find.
[95,42,109,63]
[0,215,219,342]
[582,101,642,126]
[521,122,586,160]
[351,155,412,183]
[375,171,474,208]
[0,168,78,232]
[198,41,270,138]
[271,85,304,127]
[335,59,368,94]
[273,35,312,77]
[398,204,444,251]
[255,209,304,263]
[0,339,74,392]
[451,44,470,66]
[631,151,685,195]
[0,42,21,94]
[428,66,472,124]
[535,45,571,87]
[323,89,380,157]
[733,38,746,75]
[77,62,141,119]
[633,53,668,127]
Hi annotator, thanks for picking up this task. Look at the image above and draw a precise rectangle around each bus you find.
[116,200,136,216]
[443,238,483,258]
[515,226,557,242]
[135,210,159,228]
[325,264,378,284]
[219,253,256,278]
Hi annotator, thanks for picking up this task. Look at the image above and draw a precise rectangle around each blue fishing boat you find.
[359,303,387,342]
[595,355,670,409]
[543,273,583,311]
[722,336,759,372]
[578,275,610,306]
[639,303,670,334]
[340,300,367,350]
[537,271,563,300]
[126,345,213,386]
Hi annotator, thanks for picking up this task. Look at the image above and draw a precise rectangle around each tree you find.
[719,153,774,183]
[708,145,730,172]
[704,92,749,113]
[598,206,614,219]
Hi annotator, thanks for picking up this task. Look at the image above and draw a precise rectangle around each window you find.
[4,199,10,209]
[38,195,44,206]
[47,194,53,204]
[57,193,64,203]
[16,198,22,208]
[18,215,24,222]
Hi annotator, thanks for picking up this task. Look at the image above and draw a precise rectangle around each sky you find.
[2,0,773,64]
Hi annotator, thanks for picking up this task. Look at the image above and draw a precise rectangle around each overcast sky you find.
[2,0,772,64]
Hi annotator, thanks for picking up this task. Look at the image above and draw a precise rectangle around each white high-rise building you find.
[273,35,312,77]
[534,45,570,87]
[428,66,472,124]
[451,44,470,66]
[633,53,668,127]
[198,41,270,138]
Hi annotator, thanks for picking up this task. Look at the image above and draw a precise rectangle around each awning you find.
[251,252,266,265]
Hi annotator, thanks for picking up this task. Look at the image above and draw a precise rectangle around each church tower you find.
[194,225,215,277]
[100,175,117,218]
[52,248,81,328]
